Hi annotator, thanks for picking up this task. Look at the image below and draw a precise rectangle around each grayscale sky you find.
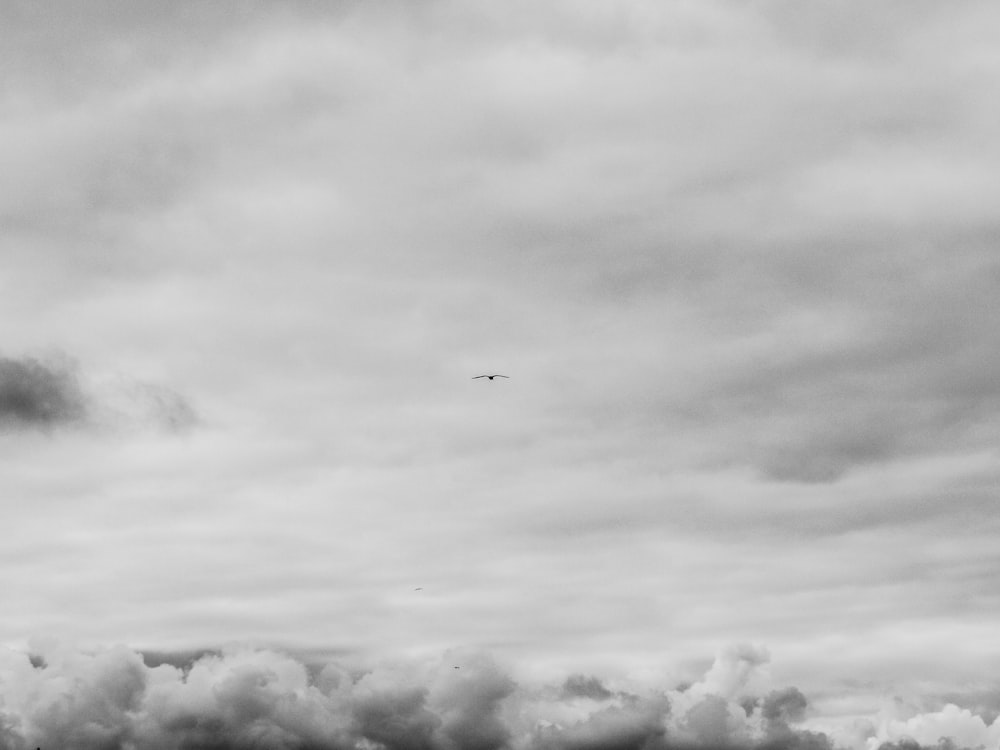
[2,2,999,749]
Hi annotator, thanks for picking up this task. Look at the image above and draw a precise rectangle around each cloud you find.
[352,681,441,750]
[562,675,614,701]
[0,641,876,750]
[1,642,148,750]
[762,688,809,727]
[686,644,772,702]
[429,653,516,750]
[0,355,86,430]
[93,378,199,434]
[4,640,999,750]
[4,0,1000,486]
[868,704,1000,750]
[0,352,196,435]
[0,645,509,750]
[530,696,671,750]
[681,694,746,747]
[1,2,999,737]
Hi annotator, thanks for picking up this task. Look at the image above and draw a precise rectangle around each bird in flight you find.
[472,374,509,380]
[413,587,423,591]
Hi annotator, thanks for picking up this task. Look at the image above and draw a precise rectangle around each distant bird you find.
[414,587,423,591]
[472,375,509,380]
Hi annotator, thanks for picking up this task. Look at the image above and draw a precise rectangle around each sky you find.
[2,1,1000,749]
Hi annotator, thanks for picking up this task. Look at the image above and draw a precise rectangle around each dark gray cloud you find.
[761,688,809,727]
[758,731,838,750]
[354,685,441,750]
[531,697,671,750]
[0,355,86,429]
[680,695,736,747]
[873,739,979,750]
[562,675,615,701]
[139,648,223,670]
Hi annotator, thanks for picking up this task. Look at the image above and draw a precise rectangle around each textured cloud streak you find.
[0,353,196,434]
[1,643,996,750]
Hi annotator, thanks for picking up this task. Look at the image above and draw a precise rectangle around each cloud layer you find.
[5,642,995,750]
[2,1,1000,741]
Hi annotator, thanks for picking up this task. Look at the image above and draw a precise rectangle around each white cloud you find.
[870,704,1000,750]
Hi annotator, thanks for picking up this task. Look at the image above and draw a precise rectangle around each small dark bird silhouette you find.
[414,587,423,591]
[472,375,509,380]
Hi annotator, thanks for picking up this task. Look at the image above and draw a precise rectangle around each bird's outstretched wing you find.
[471,375,489,379]
[472,374,509,379]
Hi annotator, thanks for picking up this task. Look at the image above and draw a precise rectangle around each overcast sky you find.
[2,2,1000,749]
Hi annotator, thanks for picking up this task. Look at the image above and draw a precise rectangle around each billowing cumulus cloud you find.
[0,642,866,750]
[686,644,771,702]
[1,640,998,750]
[868,704,1000,750]
[1,640,975,750]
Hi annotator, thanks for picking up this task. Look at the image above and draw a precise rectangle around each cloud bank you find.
[1,643,998,750]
